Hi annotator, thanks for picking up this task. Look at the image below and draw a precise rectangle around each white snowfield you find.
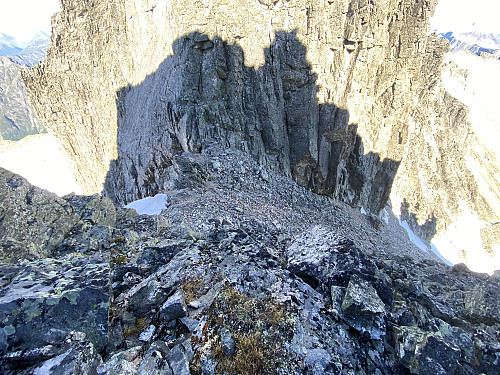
[125,194,168,215]
[0,133,82,196]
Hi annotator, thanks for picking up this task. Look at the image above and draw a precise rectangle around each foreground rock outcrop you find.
[1,151,499,374]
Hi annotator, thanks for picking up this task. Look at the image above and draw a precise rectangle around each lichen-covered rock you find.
[0,167,79,262]
[394,325,468,375]
[27,339,102,375]
[464,279,500,325]
[0,253,109,372]
[1,145,500,374]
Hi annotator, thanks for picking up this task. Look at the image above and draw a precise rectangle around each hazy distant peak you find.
[0,32,18,45]
[0,33,22,57]
[3,31,51,67]
[439,30,500,59]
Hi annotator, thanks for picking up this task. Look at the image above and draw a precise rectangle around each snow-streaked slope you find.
[400,220,430,253]
[442,51,500,163]
[0,133,82,196]
[442,51,500,217]
[125,194,168,215]
[399,218,454,267]
[431,212,499,274]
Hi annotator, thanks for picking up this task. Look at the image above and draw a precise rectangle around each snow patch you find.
[380,208,390,225]
[360,206,367,215]
[400,220,429,253]
[429,243,453,266]
[125,194,168,215]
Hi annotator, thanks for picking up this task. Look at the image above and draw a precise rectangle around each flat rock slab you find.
[0,252,110,370]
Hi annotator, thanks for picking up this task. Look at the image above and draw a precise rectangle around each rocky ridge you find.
[23,0,500,272]
[1,150,500,374]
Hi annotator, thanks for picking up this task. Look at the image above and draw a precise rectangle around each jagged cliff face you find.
[23,0,438,200]
[23,0,500,270]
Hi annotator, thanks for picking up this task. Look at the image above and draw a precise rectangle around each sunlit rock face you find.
[23,0,499,271]
[423,51,500,273]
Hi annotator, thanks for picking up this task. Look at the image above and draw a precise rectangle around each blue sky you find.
[0,0,498,45]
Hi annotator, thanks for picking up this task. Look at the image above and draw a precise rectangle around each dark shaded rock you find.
[160,290,187,322]
[341,275,386,340]
[136,242,186,274]
[394,325,466,374]
[0,327,7,355]
[286,225,391,305]
[165,342,193,375]
[473,331,500,374]
[127,278,169,316]
[0,253,109,372]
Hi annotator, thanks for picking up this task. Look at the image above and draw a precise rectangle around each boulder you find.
[341,276,386,340]
[0,168,79,262]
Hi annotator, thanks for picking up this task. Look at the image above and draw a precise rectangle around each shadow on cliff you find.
[400,198,437,243]
[103,30,424,227]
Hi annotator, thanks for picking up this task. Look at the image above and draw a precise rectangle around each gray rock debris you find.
[1,146,500,374]
[165,342,193,375]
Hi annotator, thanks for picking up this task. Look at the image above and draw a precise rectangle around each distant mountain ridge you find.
[0,33,22,56]
[0,31,50,67]
[0,32,49,140]
[439,31,500,58]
